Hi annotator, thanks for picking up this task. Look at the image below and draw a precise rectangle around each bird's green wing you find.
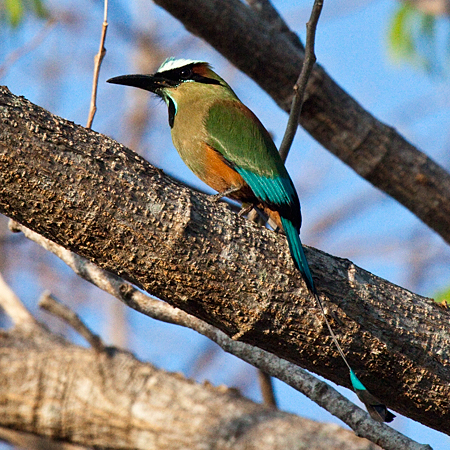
[205,99,299,217]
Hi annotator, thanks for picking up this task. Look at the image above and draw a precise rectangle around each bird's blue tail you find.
[280,217,315,293]
[280,216,394,422]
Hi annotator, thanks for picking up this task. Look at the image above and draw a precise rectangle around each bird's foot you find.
[211,193,225,202]
[238,204,254,217]
[210,186,241,202]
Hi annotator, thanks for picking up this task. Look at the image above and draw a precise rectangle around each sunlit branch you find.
[86,0,108,129]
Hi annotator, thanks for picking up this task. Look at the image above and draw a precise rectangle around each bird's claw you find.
[210,186,242,203]
[238,204,254,217]
[211,192,225,203]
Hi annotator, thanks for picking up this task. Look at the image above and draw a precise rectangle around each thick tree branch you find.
[152,0,450,245]
[245,0,304,51]
[9,222,422,450]
[0,87,449,437]
[0,286,383,450]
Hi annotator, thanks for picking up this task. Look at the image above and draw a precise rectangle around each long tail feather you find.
[280,217,315,292]
[280,217,394,422]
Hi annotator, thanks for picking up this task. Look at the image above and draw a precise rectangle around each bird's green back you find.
[205,99,301,226]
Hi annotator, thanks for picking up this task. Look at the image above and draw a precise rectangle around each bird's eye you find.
[180,68,192,79]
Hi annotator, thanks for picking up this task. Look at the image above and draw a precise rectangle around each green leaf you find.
[2,0,48,26]
[29,0,48,19]
[387,3,449,75]
[420,13,435,38]
[5,0,24,27]
[388,3,416,60]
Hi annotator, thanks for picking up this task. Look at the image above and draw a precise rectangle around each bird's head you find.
[107,57,233,101]
[107,58,238,127]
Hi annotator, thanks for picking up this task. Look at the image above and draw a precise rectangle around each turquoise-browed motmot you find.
[108,58,394,422]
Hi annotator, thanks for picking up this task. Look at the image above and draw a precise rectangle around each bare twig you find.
[39,291,105,352]
[9,221,431,450]
[278,0,323,162]
[258,370,277,408]
[86,0,108,129]
[0,19,55,79]
[0,271,36,327]
[240,0,320,228]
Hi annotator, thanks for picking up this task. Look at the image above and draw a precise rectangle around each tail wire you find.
[313,292,352,373]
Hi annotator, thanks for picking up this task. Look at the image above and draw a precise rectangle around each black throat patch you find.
[168,97,176,128]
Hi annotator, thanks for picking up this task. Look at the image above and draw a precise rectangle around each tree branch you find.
[39,291,105,352]
[9,221,425,450]
[0,426,87,450]
[152,0,450,245]
[86,0,108,129]
[245,0,304,51]
[0,282,385,450]
[0,87,449,438]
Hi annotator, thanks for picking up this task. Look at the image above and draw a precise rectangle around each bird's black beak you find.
[107,74,177,93]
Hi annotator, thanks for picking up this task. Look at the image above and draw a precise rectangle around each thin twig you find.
[9,221,431,450]
[258,370,277,408]
[0,18,56,79]
[278,0,323,162]
[86,0,108,129]
[39,291,105,352]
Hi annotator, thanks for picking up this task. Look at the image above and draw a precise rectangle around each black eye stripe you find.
[179,68,192,79]
[158,64,197,82]
[157,64,221,86]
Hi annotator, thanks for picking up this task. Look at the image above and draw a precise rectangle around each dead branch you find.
[0,280,382,450]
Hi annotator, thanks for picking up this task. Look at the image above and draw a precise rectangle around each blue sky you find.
[1,0,450,448]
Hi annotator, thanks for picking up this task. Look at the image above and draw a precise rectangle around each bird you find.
[107,57,394,422]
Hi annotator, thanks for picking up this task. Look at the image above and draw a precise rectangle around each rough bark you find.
[152,0,450,245]
[1,88,449,435]
[0,319,381,450]
[2,224,427,450]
